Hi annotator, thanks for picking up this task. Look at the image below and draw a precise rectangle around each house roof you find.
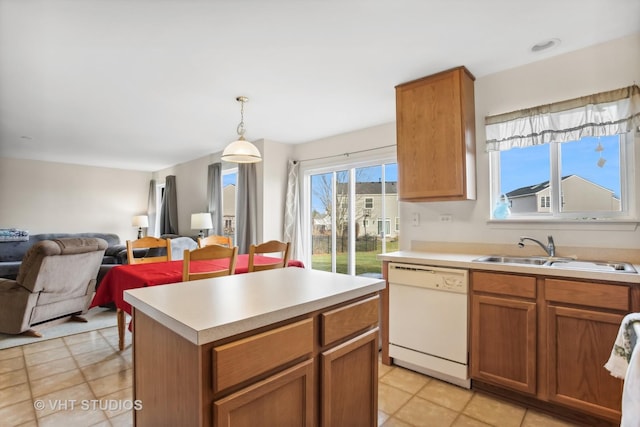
[506,175,617,198]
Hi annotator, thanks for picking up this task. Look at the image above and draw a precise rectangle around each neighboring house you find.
[223,184,236,235]
[506,175,621,213]
[312,182,399,238]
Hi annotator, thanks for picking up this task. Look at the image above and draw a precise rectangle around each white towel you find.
[621,323,640,427]
[605,313,640,379]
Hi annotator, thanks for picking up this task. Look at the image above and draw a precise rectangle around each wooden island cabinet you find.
[124,268,384,427]
[470,271,629,424]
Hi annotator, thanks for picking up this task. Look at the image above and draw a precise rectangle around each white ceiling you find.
[1,0,639,171]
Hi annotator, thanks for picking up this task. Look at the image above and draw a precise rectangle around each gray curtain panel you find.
[207,163,223,236]
[159,175,179,235]
[236,163,257,254]
[147,179,157,237]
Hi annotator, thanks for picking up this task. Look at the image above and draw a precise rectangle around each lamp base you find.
[137,228,143,239]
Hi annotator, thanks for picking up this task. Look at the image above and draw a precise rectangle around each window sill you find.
[487,218,638,231]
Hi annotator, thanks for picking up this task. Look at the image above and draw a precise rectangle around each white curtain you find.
[284,160,304,262]
[147,179,157,237]
[485,85,640,152]
[207,163,223,236]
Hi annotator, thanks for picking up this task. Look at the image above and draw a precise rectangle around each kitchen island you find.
[124,267,385,427]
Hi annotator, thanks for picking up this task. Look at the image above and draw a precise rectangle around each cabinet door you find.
[395,66,475,201]
[214,359,314,427]
[321,328,378,427]
[470,294,536,394]
[547,305,624,422]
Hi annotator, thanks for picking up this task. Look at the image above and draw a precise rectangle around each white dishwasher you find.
[388,262,470,388]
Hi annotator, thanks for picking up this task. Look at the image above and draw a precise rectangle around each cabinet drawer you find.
[213,318,313,392]
[545,279,629,311]
[472,272,536,299]
[321,295,379,346]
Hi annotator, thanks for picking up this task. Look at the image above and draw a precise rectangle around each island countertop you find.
[123,267,385,345]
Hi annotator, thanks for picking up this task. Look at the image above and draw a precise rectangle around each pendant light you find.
[221,96,262,163]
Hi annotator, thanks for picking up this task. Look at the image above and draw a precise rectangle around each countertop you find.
[123,267,385,345]
[378,251,640,284]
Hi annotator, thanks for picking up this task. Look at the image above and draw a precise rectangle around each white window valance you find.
[485,85,640,152]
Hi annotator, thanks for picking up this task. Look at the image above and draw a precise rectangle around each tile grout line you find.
[21,345,39,426]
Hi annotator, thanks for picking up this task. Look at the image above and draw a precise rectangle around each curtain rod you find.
[293,144,396,164]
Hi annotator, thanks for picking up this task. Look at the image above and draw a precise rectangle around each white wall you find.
[153,155,212,236]
[153,140,294,243]
[293,33,640,252]
[257,139,294,243]
[402,32,640,251]
[0,157,151,241]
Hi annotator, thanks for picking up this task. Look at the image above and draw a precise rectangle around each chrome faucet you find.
[518,235,556,257]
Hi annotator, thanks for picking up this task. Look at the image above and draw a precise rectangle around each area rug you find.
[0,306,118,350]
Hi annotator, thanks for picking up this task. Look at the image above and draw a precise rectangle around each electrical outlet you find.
[439,214,453,222]
[412,212,420,226]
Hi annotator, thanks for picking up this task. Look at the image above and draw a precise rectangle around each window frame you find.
[489,132,636,221]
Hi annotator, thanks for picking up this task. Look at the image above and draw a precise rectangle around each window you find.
[364,197,374,209]
[492,134,632,219]
[486,85,638,220]
[306,161,398,275]
[377,218,391,235]
[222,168,237,242]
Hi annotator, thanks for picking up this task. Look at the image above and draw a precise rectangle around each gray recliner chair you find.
[0,237,107,336]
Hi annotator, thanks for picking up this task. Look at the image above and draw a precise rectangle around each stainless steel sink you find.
[548,260,638,273]
[473,255,550,265]
[473,255,637,273]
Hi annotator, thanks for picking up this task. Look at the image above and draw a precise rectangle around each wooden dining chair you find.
[117,236,173,350]
[182,245,238,281]
[248,240,290,272]
[197,235,232,248]
[126,236,172,265]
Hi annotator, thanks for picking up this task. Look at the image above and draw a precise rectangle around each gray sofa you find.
[0,233,126,281]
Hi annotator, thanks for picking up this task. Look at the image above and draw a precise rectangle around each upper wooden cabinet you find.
[395,66,476,201]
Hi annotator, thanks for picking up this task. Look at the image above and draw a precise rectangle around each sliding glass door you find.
[308,162,398,276]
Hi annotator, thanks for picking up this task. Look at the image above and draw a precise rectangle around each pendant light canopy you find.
[221,96,262,163]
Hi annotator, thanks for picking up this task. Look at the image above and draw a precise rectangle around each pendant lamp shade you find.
[221,137,262,163]
[222,96,262,163]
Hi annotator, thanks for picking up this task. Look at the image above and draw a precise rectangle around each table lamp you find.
[191,213,213,238]
[132,215,149,239]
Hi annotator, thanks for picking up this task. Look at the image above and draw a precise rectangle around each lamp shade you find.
[221,138,262,163]
[191,213,213,230]
[131,215,149,228]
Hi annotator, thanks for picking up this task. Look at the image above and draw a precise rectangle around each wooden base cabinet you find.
[471,294,536,394]
[214,360,315,427]
[321,329,378,427]
[545,279,627,421]
[470,272,537,395]
[471,272,629,424]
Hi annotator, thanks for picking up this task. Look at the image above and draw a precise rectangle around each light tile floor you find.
[1,326,580,426]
